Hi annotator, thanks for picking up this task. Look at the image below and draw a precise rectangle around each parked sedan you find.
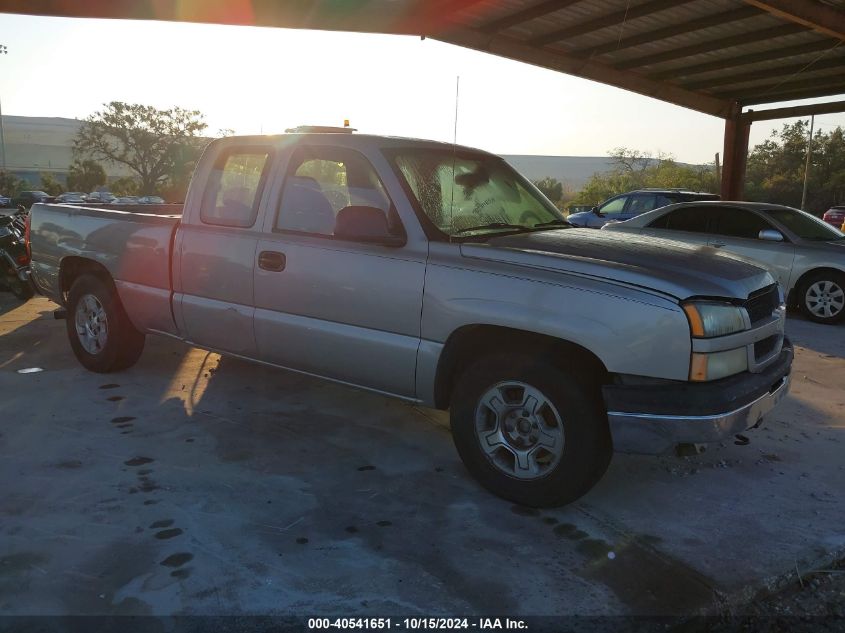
[823,205,845,228]
[567,189,720,228]
[55,192,88,203]
[137,195,165,204]
[603,201,845,324]
[87,191,116,203]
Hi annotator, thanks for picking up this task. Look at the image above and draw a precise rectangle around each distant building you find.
[1,115,132,187]
[3,114,663,191]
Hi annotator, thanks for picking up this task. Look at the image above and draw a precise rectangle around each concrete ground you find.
[1,295,843,617]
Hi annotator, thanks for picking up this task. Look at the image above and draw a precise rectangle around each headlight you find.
[682,301,747,338]
[690,348,748,382]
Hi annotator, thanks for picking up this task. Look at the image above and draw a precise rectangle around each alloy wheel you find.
[474,381,565,480]
[805,280,845,319]
[75,293,109,354]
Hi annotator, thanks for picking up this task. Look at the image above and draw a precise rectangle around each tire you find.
[797,270,845,325]
[450,352,612,507]
[65,274,145,372]
[6,269,34,301]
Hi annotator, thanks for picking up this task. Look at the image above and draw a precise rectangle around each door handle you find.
[258,250,286,272]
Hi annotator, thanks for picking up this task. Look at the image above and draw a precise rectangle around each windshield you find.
[766,207,845,240]
[388,149,565,238]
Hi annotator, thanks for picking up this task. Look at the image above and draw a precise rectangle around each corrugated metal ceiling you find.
[1,0,844,117]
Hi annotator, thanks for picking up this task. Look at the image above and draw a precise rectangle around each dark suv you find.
[13,191,54,209]
[567,188,720,228]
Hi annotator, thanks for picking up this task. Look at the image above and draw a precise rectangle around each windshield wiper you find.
[532,219,573,228]
[455,222,529,234]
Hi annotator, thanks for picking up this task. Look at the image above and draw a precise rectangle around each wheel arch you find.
[59,257,115,303]
[432,324,609,410]
[789,266,845,306]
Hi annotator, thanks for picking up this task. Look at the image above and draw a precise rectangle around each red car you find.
[823,205,845,227]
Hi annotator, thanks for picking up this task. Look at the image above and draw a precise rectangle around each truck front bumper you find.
[603,340,793,455]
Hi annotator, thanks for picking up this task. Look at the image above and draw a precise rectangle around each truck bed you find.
[29,203,181,334]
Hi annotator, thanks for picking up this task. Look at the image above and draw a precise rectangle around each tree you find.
[608,147,656,174]
[572,147,718,205]
[110,177,139,197]
[0,171,28,197]
[39,172,65,196]
[745,120,845,214]
[66,159,107,193]
[533,177,563,204]
[74,102,207,195]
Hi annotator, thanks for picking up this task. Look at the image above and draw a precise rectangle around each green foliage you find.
[74,101,207,195]
[533,177,563,204]
[67,159,107,193]
[745,121,845,214]
[296,159,347,186]
[39,172,65,196]
[110,177,139,197]
[572,147,718,205]
[0,171,29,196]
[160,139,211,203]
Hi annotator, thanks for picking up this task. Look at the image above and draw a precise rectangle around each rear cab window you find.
[201,148,272,227]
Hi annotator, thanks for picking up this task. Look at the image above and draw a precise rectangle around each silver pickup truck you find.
[29,133,792,507]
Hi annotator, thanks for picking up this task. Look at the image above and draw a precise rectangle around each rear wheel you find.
[66,274,145,372]
[450,352,612,507]
[798,271,845,324]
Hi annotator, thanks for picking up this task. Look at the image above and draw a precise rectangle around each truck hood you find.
[462,228,775,300]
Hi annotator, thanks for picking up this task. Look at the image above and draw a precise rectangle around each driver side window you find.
[276,147,394,238]
[600,196,627,215]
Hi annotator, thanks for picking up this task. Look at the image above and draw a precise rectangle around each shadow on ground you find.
[1,296,843,617]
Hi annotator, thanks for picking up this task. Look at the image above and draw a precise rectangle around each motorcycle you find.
[0,205,35,301]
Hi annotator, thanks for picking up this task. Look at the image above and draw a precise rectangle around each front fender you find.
[416,261,692,405]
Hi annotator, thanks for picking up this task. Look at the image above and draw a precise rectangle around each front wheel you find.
[450,353,612,507]
[798,271,845,324]
[66,274,145,372]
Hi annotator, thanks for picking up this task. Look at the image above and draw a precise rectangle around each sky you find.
[1,12,844,164]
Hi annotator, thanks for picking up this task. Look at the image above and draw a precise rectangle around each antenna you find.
[449,75,460,240]
[453,76,460,145]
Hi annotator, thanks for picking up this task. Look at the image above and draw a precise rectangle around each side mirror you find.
[758,229,784,242]
[334,205,405,246]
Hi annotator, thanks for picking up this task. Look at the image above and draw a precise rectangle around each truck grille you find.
[754,334,779,361]
[745,284,780,325]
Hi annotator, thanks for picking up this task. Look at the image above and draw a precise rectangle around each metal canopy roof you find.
[3,0,845,118]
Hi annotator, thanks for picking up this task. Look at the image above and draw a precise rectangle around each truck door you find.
[176,147,274,356]
[252,145,426,398]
